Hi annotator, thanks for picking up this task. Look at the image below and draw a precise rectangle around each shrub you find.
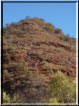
[48,71,76,103]
[48,97,58,103]
[24,68,44,82]
[3,91,24,103]
[3,91,11,103]
[63,34,70,41]
[54,28,62,34]
[8,62,24,69]
[44,23,55,33]
[10,93,24,103]
[3,70,11,83]
[32,17,45,27]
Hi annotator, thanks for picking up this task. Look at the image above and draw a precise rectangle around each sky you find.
[3,2,76,38]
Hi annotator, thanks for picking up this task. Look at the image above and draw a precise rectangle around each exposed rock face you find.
[3,17,76,103]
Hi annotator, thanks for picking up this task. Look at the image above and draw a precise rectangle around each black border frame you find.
[1,0,78,105]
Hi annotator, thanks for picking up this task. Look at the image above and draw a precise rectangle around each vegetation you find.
[3,91,10,103]
[44,22,55,33]
[48,71,76,103]
[41,71,76,104]
[48,98,58,103]
[54,28,62,34]
[3,17,76,104]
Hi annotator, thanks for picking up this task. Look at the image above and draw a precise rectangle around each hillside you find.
[3,17,76,103]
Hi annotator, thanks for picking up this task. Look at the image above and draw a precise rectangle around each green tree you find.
[49,71,76,103]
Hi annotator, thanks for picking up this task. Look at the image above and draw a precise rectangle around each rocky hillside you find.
[3,17,76,103]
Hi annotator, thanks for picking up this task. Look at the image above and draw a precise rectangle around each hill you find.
[3,17,76,103]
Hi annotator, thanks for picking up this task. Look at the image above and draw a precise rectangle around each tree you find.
[49,71,76,103]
